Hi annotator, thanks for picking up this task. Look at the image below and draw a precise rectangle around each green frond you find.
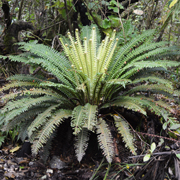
[75,29,87,72]
[113,114,136,155]
[83,103,98,132]
[75,128,89,162]
[40,81,78,98]
[22,88,65,99]
[125,47,170,65]
[18,41,72,71]
[102,96,147,115]
[91,73,103,102]
[106,79,132,88]
[110,29,155,74]
[28,104,59,137]
[118,96,172,119]
[132,76,173,89]
[71,105,86,135]
[120,42,167,66]
[1,96,58,124]
[31,109,72,155]
[140,96,175,114]
[126,84,174,96]
[0,81,37,92]
[8,43,75,87]
[2,106,47,131]
[7,74,45,82]
[121,60,180,79]
[2,88,65,102]
[1,96,57,113]
[96,119,114,164]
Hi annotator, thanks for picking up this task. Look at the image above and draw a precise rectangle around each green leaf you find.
[176,154,180,159]
[102,19,111,29]
[143,154,151,162]
[0,136,5,147]
[169,0,178,8]
[108,6,119,13]
[151,142,156,152]
[108,16,120,27]
[170,124,180,130]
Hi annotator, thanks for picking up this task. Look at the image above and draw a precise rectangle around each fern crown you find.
[60,28,118,79]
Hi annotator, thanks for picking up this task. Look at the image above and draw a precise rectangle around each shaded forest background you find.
[0,0,179,56]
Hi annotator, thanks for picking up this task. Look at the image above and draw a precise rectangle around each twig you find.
[129,150,180,159]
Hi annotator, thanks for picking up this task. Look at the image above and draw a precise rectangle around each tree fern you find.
[0,24,180,164]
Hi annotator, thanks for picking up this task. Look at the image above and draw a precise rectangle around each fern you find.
[1,24,180,163]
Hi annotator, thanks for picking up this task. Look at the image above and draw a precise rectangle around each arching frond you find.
[31,109,72,155]
[28,104,59,137]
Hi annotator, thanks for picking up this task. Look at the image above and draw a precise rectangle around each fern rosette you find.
[0,25,180,163]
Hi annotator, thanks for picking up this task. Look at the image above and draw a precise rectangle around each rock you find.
[49,156,67,170]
